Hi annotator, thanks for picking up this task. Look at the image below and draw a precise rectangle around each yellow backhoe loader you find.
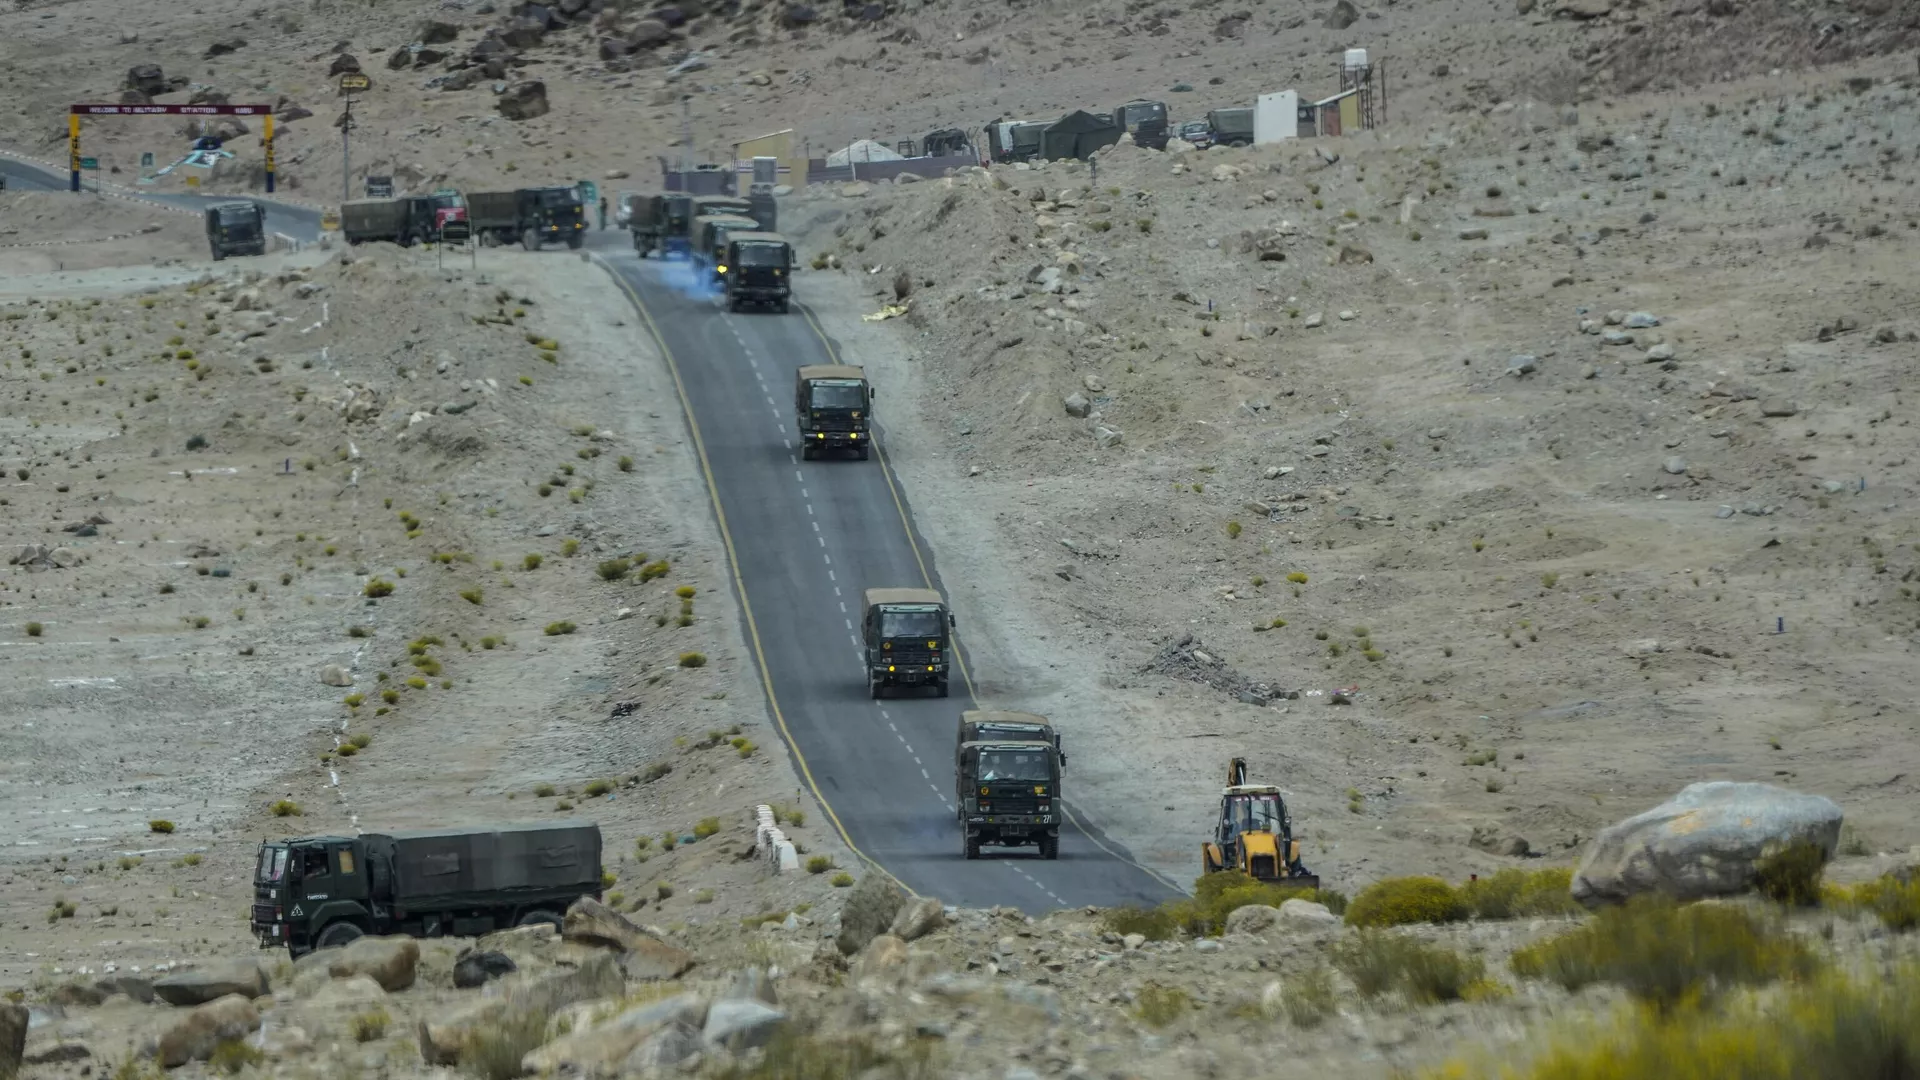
[1201,758,1318,888]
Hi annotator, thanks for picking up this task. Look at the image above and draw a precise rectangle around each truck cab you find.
[956,711,1065,778]
[862,587,951,698]
[795,364,872,460]
[517,185,586,250]
[429,189,468,233]
[1114,99,1171,150]
[722,231,792,313]
[205,201,266,260]
[985,120,1045,164]
[251,835,372,955]
[957,740,1061,860]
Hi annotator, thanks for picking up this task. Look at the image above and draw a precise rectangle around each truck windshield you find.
[255,844,287,882]
[978,749,1052,783]
[539,190,581,207]
[880,609,942,638]
[217,207,256,224]
[736,242,786,268]
[1123,103,1166,125]
[1225,794,1287,834]
[809,383,864,410]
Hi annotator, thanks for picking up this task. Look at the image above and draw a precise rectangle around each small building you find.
[733,128,801,189]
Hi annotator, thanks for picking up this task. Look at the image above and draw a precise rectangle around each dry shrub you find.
[1333,930,1486,1004]
[1132,984,1191,1028]
[462,1005,551,1080]
[1843,875,1920,932]
[705,1027,941,1080]
[1345,875,1469,928]
[1098,871,1346,941]
[1281,965,1337,1028]
[1509,896,1818,1013]
[1463,867,1583,919]
[1753,840,1827,907]
[1431,964,1920,1080]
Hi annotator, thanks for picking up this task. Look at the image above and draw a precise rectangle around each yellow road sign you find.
[338,73,370,93]
[320,210,341,231]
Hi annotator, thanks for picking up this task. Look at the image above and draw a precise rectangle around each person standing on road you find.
[598,197,608,231]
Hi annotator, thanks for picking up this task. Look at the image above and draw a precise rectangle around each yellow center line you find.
[590,253,911,898]
[795,302,1185,896]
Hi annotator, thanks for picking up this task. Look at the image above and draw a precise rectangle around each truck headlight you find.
[717,265,728,274]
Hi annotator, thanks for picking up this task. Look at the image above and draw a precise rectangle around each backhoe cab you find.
[1201,757,1318,888]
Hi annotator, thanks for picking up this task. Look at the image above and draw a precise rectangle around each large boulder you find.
[519,993,705,1075]
[327,53,362,76]
[624,1021,702,1072]
[418,953,623,1066]
[1222,903,1280,937]
[887,897,946,943]
[328,936,418,991]
[306,974,388,1009]
[834,875,906,956]
[419,19,460,44]
[157,994,261,1067]
[851,934,909,980]
[153,959,269,1007]
[0,1002,24,1080]
[500,16,547,48]
[496,80,550,121]
[562,897,695,979]
[627,17,671,47]
[1277,898,1341,929]
[1572,781,1845,905]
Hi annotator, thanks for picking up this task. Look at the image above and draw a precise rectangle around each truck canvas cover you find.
[958,710,1052,746]
[865,587,942,609]
[212,201,258,223]
[373,820,600,900]
[797,364,864,383]
[727,231,789,264]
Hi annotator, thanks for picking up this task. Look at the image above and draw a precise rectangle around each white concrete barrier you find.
[754,804,800,873]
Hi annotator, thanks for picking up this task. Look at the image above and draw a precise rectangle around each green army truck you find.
[956,726,1063,860]
[205,201,267,259]
[628,193,690,258]
[721,230,793,313]
[249,821,602,957]
[691,213,762,286]
[795,364,872,459]
[862,587,952,698]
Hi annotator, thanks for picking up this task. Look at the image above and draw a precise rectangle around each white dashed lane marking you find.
[1005,864,1067,906]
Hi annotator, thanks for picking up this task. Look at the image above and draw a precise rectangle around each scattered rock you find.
[1572,781,1845,905]
[1469,824,1532,858]
[1759,399,1799,418]
[153,960,269,1007]
[452,950,517,989]
[319,664,354,687]
[204,37,246,58]
[1662,456,1688,476]
[888,897,947,943]
[1506,354,1539,377]
[419,954,624,1066]
[1458,227,1489,240]
[1062,392,1091,419]
[320,936,418,992]
[1323,0,1359,29]
[496,80,550,121]
[1646,343,1675,362]
[1623,311,1661,329]
[562,896,695,979]
[702,999,787,1051]
[1557,0,1612,18]
[306,974,389,1009]
[835,875,907,957]
[1093,425,1124,449]
[24,1042,90,1065]
[1222,904,1280,936]
[853,934,911,979]
[1277,898,1341,929]
[327,53,362,76]
[1303,312,1324,328]
[419,20,460,44]
[158,994,260,1068]
[520,994,706,1077]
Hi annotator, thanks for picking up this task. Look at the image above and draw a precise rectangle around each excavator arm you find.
[1226,757,1248,788]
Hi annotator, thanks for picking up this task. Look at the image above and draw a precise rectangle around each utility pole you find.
[340,96,354,203]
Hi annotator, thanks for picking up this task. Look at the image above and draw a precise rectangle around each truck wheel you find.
[934,677,949,698]
[867,678,882,700]
[566,233,584,250]
[964,834,980,860]
[855,445,870,461]
[314,921,365,950]
[516,909,563,930]
[801,444,816,461]
[521,228,538,252]
[212,250,226,261]
[1040,835,1060,860]
[776,299,791,314]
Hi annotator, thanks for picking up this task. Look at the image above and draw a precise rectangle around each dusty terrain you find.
[0,192,205,274]
[0,240,849,998]
[2,0,1919,1075]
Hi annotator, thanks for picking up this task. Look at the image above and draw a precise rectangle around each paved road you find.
[1,155,323,241]
[0,156,1181,909]
[597,251,1182,912]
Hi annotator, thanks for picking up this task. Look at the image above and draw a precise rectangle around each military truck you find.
[691,213,763,285]
[627,194,684,257]
[957,731,1062,860]
[341,196,441,247]
[250,820,603,957]
[795,364,872,459]
[984,120,1046,164]
[466,186,587,249]
[1207,107,1255,147]
[862,587,952,698]
[720,231,793,313]
[955,711,1065,781]
[1114,99,1171,150]
[205,201,266,260]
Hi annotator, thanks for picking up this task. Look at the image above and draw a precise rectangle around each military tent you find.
[1040,110,1122,161]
